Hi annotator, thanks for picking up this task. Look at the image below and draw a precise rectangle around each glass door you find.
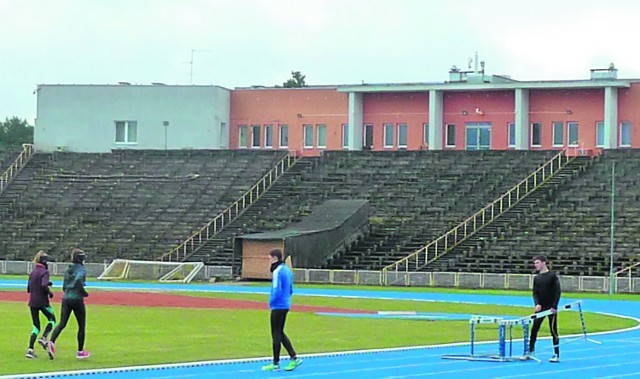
[465,122,491,150]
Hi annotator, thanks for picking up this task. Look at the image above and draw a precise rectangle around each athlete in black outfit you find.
[48,248,91,360]
[528,255,562,363]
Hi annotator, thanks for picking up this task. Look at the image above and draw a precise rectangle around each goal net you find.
[97,259,204,283]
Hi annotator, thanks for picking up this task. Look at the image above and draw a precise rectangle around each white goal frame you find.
[97,259,204,283]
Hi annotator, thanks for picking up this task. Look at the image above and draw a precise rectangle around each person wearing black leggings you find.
[527,255,561,363]
[261,249,302,372]
[48,248,90,360]
[26,251,56,359]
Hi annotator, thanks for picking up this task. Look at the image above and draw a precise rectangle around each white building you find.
[34,84,230,152]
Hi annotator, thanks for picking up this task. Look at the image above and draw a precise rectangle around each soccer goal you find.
[98,259,204,283]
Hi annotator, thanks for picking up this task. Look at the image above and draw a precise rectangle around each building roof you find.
[338,79,632,93]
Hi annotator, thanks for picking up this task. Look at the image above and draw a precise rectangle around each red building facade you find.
[230,68,637,156]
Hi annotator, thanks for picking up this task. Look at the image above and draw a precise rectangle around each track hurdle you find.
[442,301,596,363]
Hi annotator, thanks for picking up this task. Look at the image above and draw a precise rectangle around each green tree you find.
[0,117,34,147]
[283,71,307,88]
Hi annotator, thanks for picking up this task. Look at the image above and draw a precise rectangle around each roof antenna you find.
[186,49,211,84]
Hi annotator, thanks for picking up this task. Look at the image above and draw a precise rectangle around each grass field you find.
[1,287,637,376]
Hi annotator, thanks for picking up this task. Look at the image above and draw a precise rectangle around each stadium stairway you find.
[181,158,318,270]
[422,156,593,273]
[324,151,557,271]
[462,149,640,276]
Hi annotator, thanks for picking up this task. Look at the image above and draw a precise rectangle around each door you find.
[465,122,491,150]
[363,124,374,149]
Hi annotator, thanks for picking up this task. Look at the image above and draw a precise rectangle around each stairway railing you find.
[382,150,573,285]
[0,143,36,194]
[158,152,299,262]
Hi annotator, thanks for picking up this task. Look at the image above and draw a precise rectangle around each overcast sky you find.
[2,0,640,123]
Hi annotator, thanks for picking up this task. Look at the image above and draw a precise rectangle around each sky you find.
[2,0,640,123]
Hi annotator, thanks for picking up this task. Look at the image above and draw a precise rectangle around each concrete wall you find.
[35,85,230,152]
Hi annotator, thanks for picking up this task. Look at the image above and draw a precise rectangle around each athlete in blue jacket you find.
[262,249,302,372]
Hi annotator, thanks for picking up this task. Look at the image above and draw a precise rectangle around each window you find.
[238,125,248,148]
[363,124,373,148]
[279,125,288,148]
[251,124,261,148]
[303,124,313,148]
[568,122,579,146]
[316,124,326,148]
[552,122,564,146]
[115,121,138,143]
[264,124,273,148]
[596,122,605,147]
[383,123,394,148]
[398,123,408,148]
[620,121,631,147]
[446,124,456,147]
[508,122,516,147]
[342,124,349,148]
[423,123,429,146]
[530,122,541,147]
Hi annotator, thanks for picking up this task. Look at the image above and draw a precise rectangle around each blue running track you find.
[2,279,639,379]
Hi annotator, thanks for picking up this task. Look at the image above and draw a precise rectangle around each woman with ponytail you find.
[26,251,56,358]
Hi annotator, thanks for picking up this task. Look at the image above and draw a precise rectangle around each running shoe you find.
[284,358,303,371]
[76,351,91,359]
[261,363,280,371]
[47,341,55,360]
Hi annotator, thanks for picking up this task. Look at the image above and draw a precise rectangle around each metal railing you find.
[613,261,640,293]
[291,268,622,292]
[159,153,299,262]
[382,150,572,285]
[0,143,35,193]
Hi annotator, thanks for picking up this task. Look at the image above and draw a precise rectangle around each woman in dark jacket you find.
[47,248,90,360]
[26,251,56,359]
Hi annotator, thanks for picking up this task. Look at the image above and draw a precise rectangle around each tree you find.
[0,117,34,147]
[282,71,307,88]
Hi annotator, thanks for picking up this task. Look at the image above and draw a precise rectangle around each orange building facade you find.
[230,68,639,155]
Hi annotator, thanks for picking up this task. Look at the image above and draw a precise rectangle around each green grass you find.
[1,289,637,376]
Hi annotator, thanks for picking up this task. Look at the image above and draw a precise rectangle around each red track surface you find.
[0,291,368,313]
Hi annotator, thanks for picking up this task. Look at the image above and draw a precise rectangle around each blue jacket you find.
[62,263,88,301]
[269,262,293,310]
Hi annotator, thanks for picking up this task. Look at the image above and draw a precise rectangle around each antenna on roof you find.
[185,49,211,84]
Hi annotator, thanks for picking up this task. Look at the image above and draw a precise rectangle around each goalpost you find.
[98,259,204,283]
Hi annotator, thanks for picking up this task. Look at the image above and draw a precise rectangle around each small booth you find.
[236,199,370,279]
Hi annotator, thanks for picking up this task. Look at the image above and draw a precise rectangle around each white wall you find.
[34,84,231,152]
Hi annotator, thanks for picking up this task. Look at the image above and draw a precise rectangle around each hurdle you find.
[442,301,596,363]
